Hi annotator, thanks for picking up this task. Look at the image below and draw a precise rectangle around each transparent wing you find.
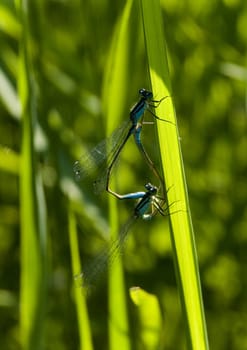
[73,120,130,192]
[78,215,137,294]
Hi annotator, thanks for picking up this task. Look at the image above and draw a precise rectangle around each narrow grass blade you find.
[130,287,163,350]
[16,1,47,349]
[101,0,137,349]
[0,146,19,175]
[68,204,93,350]
[0,66,21,118]
[140,0,209,349]
[0,4,21,38]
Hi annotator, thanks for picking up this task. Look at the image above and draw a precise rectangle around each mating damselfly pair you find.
[74,88,173,291]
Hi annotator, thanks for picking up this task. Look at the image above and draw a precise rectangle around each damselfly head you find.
[139,88,153,100]
[144,182,157,195]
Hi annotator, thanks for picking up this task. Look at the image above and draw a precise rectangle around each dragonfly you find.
[73,88,172,196]
[79,183,166,293]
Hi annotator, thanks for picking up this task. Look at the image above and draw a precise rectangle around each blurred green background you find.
[0,0,247,349]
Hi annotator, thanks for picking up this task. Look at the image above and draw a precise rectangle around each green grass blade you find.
[68,204,93,350]
[130,287,163,350]
[140,1,209,349]
[0,146,19,175]
[101,1,135,349]
[0,3,21,38]
[16,0,47,349]
[0,65,21,118]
